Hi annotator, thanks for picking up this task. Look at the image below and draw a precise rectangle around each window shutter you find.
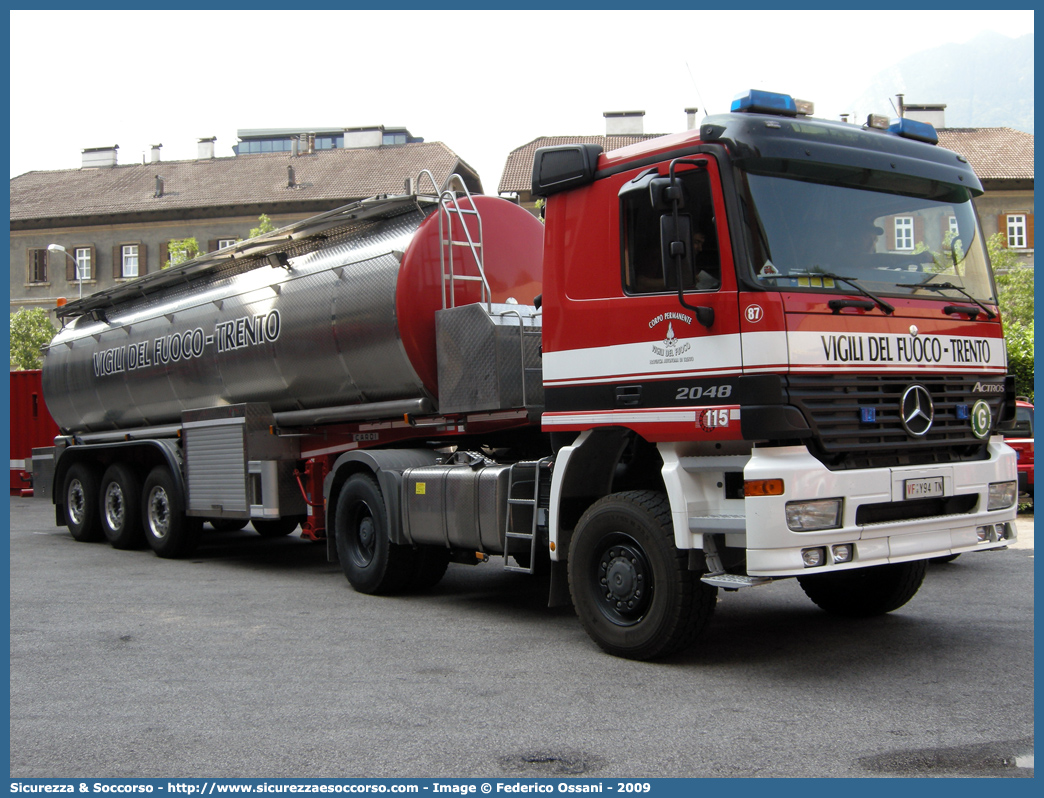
[88,246,96,280]
[1027,214,1034,249]
[113,246,122,279]
[159,242,169,270]
[913,216,925,248]
[139,243,148,276]
[66,253,76,283]
[997,215,1009,247]
[208,239,218,253]
[886,217,896,250]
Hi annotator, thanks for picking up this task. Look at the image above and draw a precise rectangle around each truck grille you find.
[787,374,1005,471]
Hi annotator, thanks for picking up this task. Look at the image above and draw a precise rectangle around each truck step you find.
[700,573,773,590]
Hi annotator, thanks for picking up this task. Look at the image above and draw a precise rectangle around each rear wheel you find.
[252,517,302,537]
[568,490,717,660]
[100,463,145,549]
[142,466,202,559]
[798,560,928,617]
[409,546,450,591]
[64,463,103,542]
[334,473,414,594]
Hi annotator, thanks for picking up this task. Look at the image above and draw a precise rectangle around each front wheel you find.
[568,491,717,660]
[798,560,928,617]
[334,473,414,594]
[142,466,202,559]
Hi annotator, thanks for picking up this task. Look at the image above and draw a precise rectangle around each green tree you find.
[10,308,57,370]
[249,214,277,238]
[165,237,203,269]
[989,233,1034,400]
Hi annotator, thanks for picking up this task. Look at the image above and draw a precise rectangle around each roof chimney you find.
[197,136,216,160]
[902,103,947,130]
[154,175,165,198]
[287,164,297,189]
[150,144,163,163]
[81,145,119,169]
[685,107,699,131]
[604,111,645,136]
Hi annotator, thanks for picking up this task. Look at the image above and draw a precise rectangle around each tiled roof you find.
[10,141,479,223]
[936,128,1034,181]
[498,134,663,194]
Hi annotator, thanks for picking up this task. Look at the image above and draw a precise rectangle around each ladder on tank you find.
[416,170,490,311]
[503,458,552,574]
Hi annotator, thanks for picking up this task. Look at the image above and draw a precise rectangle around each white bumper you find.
[741,438,1018,577]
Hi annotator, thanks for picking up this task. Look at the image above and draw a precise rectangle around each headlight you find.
[988,481,1018,511]
[786,499,843,531]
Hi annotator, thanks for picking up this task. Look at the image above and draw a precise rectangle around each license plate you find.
[905,477,944,500]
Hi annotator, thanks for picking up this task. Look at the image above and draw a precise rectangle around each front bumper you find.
[743,438,1018,577]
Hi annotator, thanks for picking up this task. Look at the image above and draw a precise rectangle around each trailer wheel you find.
[797,560,928,617]
[568,491,717,660]
[334,473,413,594]
[64,463,104,542]
[99,463,145,549]
[252,517,302,538]
[142,466,202,559]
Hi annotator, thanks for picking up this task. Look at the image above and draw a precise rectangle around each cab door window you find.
[622,169,721,294]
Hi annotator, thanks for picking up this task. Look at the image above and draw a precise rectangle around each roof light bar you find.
[731,90,813,117]
[888,117,939,145]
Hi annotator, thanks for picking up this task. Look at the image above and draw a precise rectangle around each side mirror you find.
[660,214,693,289]
[649,177,684,211]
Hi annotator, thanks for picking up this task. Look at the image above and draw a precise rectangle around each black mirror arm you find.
[666,158,714,328]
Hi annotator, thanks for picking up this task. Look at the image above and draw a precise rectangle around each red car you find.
[1006,398,1034,502]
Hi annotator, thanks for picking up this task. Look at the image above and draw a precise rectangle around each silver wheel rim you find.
[67,479,87,526]
[148,486,171,540]
[104,483,125,531]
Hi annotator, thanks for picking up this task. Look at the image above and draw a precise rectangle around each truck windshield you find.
[735,162,997,305]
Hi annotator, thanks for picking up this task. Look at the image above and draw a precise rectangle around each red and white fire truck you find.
[37,90,1019,659]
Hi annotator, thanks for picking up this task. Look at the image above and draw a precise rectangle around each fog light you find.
[976,525,993,543]
[995,523,1010,541]
[988,481,1018,511]
[801,547,826,567]
[831,544,853,563]
[786,498,843,531]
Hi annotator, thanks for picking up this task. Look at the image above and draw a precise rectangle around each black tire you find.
[408,546,450,591]
[334,473,414,594]
[209,518,248,532]
[252,517,302,538]
[63,462,104,542]
[931,553,961,564]
[99,463,145,549]
[141,466,202,559]
[798,560,928,618]
[567,490,717,660]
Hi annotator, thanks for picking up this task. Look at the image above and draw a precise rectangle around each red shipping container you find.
[10,370,60,494]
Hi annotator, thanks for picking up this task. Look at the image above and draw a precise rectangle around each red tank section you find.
[396,195,544,396]
[10,370,60,494]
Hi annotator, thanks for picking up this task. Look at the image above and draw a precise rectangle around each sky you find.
[8,8,1035,194]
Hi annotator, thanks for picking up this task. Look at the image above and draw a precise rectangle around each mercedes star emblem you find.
[900,384,934,437]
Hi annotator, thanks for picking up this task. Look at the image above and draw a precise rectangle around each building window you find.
[27,248,48,283]
[1007,214,1027,249]
[949,216,959,237]
[74,247,92,281]
[217,238,238,250]
[122,244,139,277]
[894,217,914,250]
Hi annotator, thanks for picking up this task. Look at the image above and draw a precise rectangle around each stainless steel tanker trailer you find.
[39,175,549,582]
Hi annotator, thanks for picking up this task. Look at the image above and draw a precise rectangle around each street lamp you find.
[47,243,82,299]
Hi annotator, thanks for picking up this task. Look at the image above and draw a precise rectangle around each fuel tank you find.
[42,194,544,433]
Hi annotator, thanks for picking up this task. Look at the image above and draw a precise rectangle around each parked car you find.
[1006,398,1034,503]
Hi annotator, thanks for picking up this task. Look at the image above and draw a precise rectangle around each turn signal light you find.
[744,479,784,497]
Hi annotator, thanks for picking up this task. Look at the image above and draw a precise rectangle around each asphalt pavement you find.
[8,497,1034,779]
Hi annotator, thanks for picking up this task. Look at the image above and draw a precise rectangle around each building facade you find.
[10,128,481,315]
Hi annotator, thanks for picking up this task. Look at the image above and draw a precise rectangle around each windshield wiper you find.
[762,272,894,314]
[898,280,996,320]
